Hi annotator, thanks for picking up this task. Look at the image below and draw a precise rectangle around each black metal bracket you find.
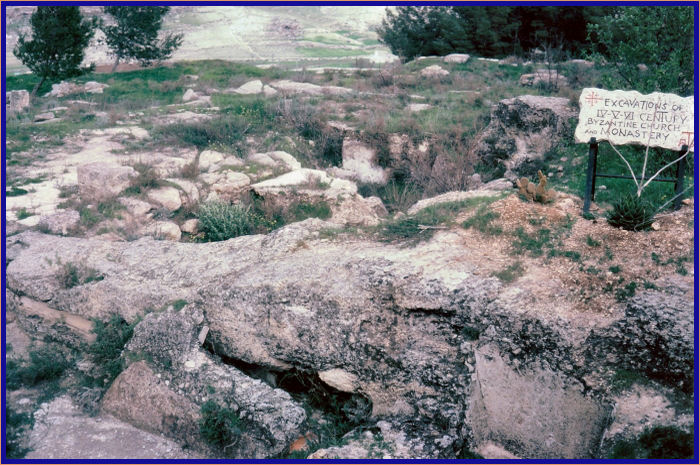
[582,139,689,215]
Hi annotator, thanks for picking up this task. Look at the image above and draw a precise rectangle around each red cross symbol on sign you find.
[584,92,603,106]
[678,132,694,149]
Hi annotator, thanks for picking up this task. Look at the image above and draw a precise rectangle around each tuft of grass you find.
[199,400,243,451]
[288,200,332,222]
[198,201,252,241]
[57,261,104,289]
[609,265,621,274]
[462,206,502,235]
[492,261,525,283]
[586,235,601,247]
[512,227,552,257]
[122,162,161,196]
[15,208,34,220]
[615,281,637,302]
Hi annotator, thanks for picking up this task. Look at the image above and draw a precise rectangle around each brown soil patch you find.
[455,193,694,319]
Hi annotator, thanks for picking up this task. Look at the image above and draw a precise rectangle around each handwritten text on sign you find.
[575,88,694,152]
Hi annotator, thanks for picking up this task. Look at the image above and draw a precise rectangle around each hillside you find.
[3,9,695,461]
[5,5,392,75]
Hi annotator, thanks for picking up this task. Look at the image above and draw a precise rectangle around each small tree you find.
[103,6,183,73]
[13,6,97,97]
[588,6,694,96]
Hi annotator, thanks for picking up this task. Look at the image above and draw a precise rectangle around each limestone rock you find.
[182,89,197,102]
[34,111,55,122]
[519,69,568,88]
[102,362,202,447]
[252,169,330,192]
[147,187,182,211]
[119,197,154,217]
[7,89,30,113]
[5,228,692,459]
[248,151,301,171]
[78,163,137,201]
[180,219,199,234]
[198,150,225,172]
[166,179,199,205]
[341,139,389,185]
[443,53,470,64]
[270,80,323,95]
[474,95,576,179]
[46,81,108,98]
[420,65,449,78]
[330,195,387,227]
[231,80,264,95]
[209,171,251,197]
[318,368,360,393]
[142,221,182,241]
[262,85,278,97]
[37,210,80,235]
[26,395,198,459]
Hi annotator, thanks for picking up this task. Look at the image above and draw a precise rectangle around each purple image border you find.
[1,0,697,464]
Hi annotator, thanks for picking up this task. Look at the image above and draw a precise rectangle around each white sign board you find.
[575,88,694,152]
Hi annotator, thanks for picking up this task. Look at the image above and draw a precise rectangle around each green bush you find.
[607,194,655,231]
[6,346,71,389]
[89,315,137,385]
[156,114,250,151]
[198,201,251,241]
[5,404,32,458]
[462,206,502,235]
[199,400,242,450]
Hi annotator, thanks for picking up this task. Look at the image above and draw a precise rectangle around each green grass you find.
[88,314,138,386]
[462,206,503,235]
[199,400,243,450]
[6,345,71,390]
[492,261,525,283]
[288,200,332,222]
[380,196,499,244]
[56,261,104,289]
[297,47,372,58]
[15,208,34,220]
[5,404,33,458]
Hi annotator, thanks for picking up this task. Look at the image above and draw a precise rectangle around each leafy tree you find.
[588,6,694,95]
[13,6,97,97]
[103,6,183,72]
[378,5,611,61]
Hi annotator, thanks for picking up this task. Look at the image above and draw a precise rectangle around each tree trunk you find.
[111,56,121,73]
[30,76,46,100]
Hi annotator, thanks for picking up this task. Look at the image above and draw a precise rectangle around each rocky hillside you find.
[5,5,393,75]
[4,45,694,460]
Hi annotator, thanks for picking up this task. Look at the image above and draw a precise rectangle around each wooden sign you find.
[575,88,694,152]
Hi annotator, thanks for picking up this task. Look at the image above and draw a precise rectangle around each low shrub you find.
[6,346,71,389]
[288,200,332,222]
[5,404,32,458]
[199,400,242,450]
[198,200,251,241]
[57,261,104,289]
[89,314,137,385]
[607,194,655,231]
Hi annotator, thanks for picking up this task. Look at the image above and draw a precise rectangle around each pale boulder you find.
[142,221,182,241]
[147,187,182,211]
[7,90,30,113]
[420,65,449,78]
[78,163,137,201]
[443,53,470,64]
[318,368,360,393]
[342,139,389,185]
[37,210,80,235]
[198,150,225,171]
[232,80,264,95]
[180,219,199,234]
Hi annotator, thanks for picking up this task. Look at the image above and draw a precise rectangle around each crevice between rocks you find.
[202,339,374,456]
